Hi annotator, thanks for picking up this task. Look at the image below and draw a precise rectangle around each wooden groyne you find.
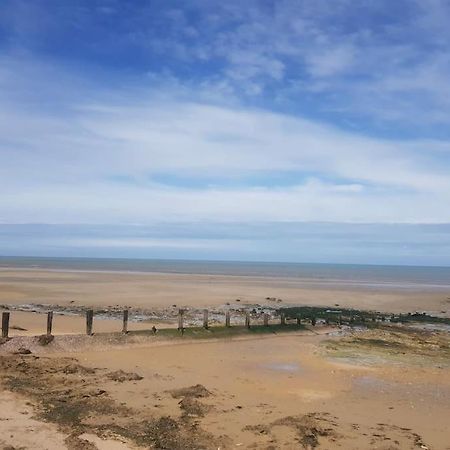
[1,306,448,340]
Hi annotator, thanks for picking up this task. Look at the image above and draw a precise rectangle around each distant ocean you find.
[0,256,449,289]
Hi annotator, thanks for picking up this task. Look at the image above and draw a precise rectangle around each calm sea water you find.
[0,256,449,288]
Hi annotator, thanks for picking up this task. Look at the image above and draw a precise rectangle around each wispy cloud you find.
[0,56,449,225]
[2,0,450,131]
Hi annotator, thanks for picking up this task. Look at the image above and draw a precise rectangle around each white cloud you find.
[305,45,356,77]
[3,0,450,127]
[151,0,450,126]
[64,237,246,250]
[0,56,449,225]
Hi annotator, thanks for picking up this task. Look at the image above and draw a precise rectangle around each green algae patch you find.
[323,326,450,367]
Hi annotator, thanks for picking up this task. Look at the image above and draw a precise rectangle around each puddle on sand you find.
[261,362,302,373]
[353,375,391,390]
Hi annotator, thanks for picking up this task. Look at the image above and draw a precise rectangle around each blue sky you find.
[1,0,450,265]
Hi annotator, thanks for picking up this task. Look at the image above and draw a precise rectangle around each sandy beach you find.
[1,267,449,449]
[1,268,449,312]
[1,327,449,449]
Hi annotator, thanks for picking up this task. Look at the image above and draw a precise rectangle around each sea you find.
[0,256,449,290]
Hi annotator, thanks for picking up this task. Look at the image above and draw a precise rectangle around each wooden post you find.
[46,311,53,336]
[203,309,209,329]
[245,311,250,329]
[311,317,316,326]
[86,309,94,335]
[338,315,343,326]
[225,310,231,327]
[263,313,269,326]
[178,309,184,331]
[280,311,286,325]
[2,312,10,339]
[122,309,129,334]
[296,315,301,326]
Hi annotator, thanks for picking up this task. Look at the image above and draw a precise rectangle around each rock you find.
[84,389,106,397]
[178,397,210,417]
[15,347,32,355]
[37,334,54,346]
[63,363,96,375]
[169,384,211,399]
[107,370,143,382]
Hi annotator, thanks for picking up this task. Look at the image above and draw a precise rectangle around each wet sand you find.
[1,268,449,314]
[77,332,450,448]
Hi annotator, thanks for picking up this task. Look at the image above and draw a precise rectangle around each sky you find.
[1,0,450,265]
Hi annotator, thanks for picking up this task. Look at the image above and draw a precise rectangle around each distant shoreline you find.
[0,266,449,292]
[1,256,449,288]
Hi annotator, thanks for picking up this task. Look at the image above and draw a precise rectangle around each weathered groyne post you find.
[245,311,251,329]
[225,310,231,327]
[280,311,286,326]
[178,309,184,331]
[263,313,269,326]
[46,311,54,336]
[122,309,129,334]
[296,315,301,325]
[86,309,94,335]
[203,309,209,329]
[2,312,10,338]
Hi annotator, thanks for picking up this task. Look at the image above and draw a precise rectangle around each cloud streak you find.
[1,223,449,266]
[0,57,449,226]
